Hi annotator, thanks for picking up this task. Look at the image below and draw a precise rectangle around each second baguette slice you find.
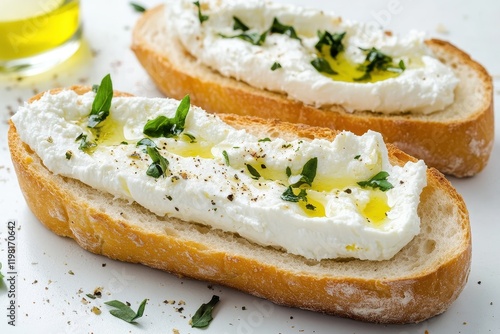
[131,4,494,177]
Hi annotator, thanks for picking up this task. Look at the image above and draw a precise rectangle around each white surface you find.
[0,0,498,333]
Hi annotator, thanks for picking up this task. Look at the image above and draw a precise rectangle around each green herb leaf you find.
[222,150,230,166]
[146,147,169,178]
[354,154,361,160]
[291,157,318,188]
[315,30,345,58]
[65,151,72,160]
[232,16,249,31]
[86,293,96,300]
[130,2,146,13]
[89,74,113,128]
[258,137,271,142]
[311,57,337,75]
[183,133,196,143]
[193,1,209,24]
[285,166,291,177]
[76,133,97,153]
[357,171,394,192]
[191,295,220,328]
[270,62,282,71]
[246,164,261,180]
[354,48,404,81]
[143,95,190,138]
[219,31,267,46]
[281,186,307,202]
[136,138,156,148]
[105,299,148,323]
[270,17,301,41]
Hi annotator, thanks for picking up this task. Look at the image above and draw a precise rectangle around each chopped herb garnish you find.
[270,17,301,41]
[281,186,307,202]
[354,48,405,81]
[88,74,113,128]
[190,295,220,328]
[311,57,337,75]
[104,299,147,323]
[136,138,156,148]
[246,164,261,180]
[305,203,316,211]
[219,31,267,46]
[75,133,97,153]
[130,2,146,13]
[143,95,190,138]
[258,137,271,142]
[271,62,282,71]
[120,141,128,145]
[65,151,73,160]
[146,147,169,178]
[357,171,394,191]
[232,16,249,31]
[183,133,196,143]
[193,1,209,24]
[290,157,317,188]
[315,30,346,58]
[222,150,230,166]
[285,166,292,177]
[354,154,361,160]
[86,293,97,300]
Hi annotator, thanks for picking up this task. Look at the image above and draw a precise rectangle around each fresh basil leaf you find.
[105,299,148,323]
[311,57,337,75]
[315,30,345,58]
[88,74,113,128]
[291,157,317,188]
[281,186,307,202]
[76,133,97,153]
[246,164,261,179]
[193,1,208,24]
[143,95,190,138]
[137,138,156,147]
[222,150,230,166]
[146,147,169,178]
[270,62,282,71]
[130,2,146,13]
[357,171,394,191]
[233,16,249,31]
[270,17,300,41]
[191,295,220,328]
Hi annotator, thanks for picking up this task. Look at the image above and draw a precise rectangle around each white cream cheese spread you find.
[12,90,427,260]
[166,0,459,114]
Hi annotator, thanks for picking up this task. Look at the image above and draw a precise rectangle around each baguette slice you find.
[9,87,471,324]
[131,4,494,178]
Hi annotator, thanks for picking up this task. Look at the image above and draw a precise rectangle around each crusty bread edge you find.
[131,4,494,177]
[8,87,471,324]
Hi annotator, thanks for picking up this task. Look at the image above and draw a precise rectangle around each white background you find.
[0,0,499,333]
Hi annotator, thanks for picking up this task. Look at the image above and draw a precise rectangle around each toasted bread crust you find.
[131,5,494,177]
[9,87,471,324]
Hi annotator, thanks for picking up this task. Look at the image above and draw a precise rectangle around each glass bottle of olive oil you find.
[0,0,81,73]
